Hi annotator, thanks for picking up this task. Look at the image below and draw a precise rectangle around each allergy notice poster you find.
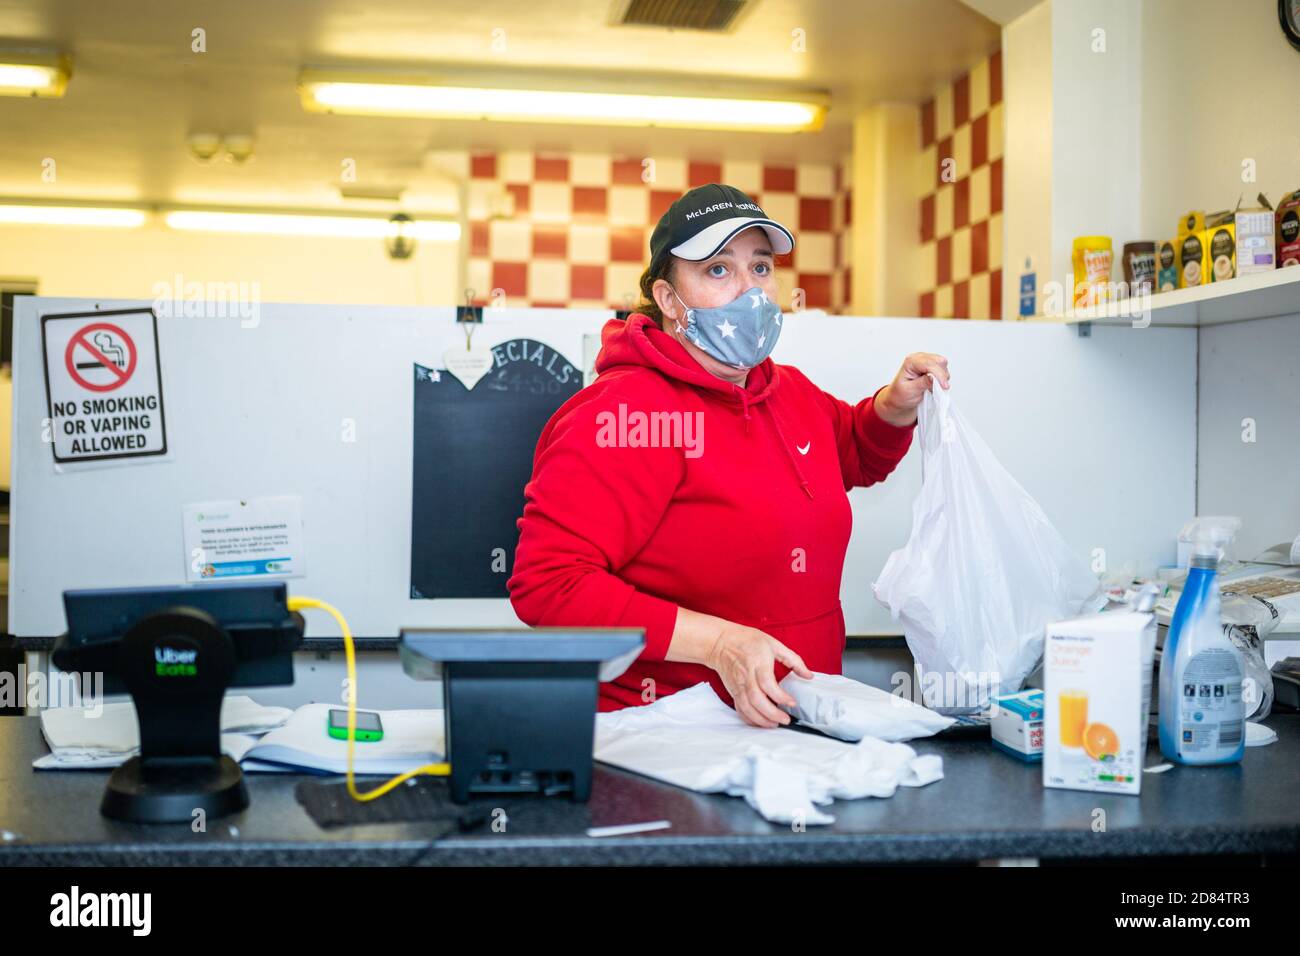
[182,496,305,582]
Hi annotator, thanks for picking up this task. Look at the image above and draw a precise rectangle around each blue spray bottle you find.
[1158,516,1245,765]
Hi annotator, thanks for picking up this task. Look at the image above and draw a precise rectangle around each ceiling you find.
[0,0,999,212]
[955,0,1039,25]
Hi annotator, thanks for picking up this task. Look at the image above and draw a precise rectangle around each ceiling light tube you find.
[300,68,827,132]
[164,210,460,240]
[0,204,144,227]
[0,50,72,97]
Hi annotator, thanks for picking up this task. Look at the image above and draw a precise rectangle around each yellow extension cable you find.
[287,596,450,802]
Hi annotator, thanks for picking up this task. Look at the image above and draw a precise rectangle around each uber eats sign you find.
[154,645,198,678]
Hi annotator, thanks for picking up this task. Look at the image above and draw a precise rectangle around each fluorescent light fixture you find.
[0,202,460,239]
[0,204,144,227]
[164,210,460,240]
[0,50,72,97]
[300,68,827,132]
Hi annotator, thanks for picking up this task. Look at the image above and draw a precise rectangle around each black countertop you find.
[11,635,402,653]
[1,713,1296,866]
[11,635,908,653]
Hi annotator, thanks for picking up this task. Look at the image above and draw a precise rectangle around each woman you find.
[508,183,950,728]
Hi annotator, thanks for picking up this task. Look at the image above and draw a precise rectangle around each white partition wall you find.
[1196,310,1300,559]
[11,297,1197,639]
[778,316,1198,631]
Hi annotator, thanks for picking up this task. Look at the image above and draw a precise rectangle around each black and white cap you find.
[649,183,795,263]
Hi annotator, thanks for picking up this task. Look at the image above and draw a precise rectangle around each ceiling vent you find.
[616,0,751,32]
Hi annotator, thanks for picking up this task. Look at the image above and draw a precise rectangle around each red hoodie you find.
[507,313,915,712]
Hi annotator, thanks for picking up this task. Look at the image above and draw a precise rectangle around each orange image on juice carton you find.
[1082,722,1120,761]
[1058,689,1088,747]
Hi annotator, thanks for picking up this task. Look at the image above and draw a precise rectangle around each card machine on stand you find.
[398,628,643,803]
[51,582,303,824]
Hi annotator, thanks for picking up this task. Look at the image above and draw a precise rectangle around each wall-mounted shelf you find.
[1048,266,1300,328]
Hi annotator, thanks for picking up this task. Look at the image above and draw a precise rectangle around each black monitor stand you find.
[101,607,248,823]
[53,582,302,825]
[398,628,645,804]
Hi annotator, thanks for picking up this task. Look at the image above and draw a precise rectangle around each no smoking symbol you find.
[65,323,137,392]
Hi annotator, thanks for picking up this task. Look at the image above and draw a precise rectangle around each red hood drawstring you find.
[595,313,813,499]
[736,386,753,434]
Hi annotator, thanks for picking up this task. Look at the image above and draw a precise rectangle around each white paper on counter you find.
[595,682,943,826]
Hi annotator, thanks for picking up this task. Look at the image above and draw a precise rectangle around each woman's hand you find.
[875,352,951,427]
[707,621,814,727]
[666,607,813,728]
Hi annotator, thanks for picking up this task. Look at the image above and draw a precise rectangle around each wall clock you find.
[1281,0,1300,51]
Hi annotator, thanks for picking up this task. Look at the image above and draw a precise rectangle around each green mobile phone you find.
[328,708,384,742]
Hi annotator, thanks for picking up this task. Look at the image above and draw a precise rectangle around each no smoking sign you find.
[65,322,138,391]
[42,308,167,462]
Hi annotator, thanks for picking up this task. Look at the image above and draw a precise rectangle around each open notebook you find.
[35,699,444,776]
[233,703,444,775]
[35,695,290,769]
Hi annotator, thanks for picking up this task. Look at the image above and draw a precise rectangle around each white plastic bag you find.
[777,672,955,741]
[872,380,1101,713]
[1220,592,1279,721]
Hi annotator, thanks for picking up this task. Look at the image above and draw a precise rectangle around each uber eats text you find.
[155,646,198,678]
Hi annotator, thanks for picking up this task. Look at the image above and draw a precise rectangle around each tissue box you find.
[991,689,1044,761]
[1043,611,1156,795]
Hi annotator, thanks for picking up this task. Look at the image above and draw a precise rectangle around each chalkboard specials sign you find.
[410,338,582,599]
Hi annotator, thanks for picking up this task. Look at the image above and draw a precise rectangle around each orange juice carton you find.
[1043,611,1156,795]
[991,689,1044,761]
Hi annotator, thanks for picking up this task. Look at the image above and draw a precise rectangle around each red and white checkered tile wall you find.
[466,152,844,313]
[830,158,853,313]
[918,49,1004,320]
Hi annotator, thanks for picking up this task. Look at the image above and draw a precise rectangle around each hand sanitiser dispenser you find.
[1158,517,1246,765]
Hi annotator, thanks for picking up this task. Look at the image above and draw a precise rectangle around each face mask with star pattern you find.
[669,284,784,370]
